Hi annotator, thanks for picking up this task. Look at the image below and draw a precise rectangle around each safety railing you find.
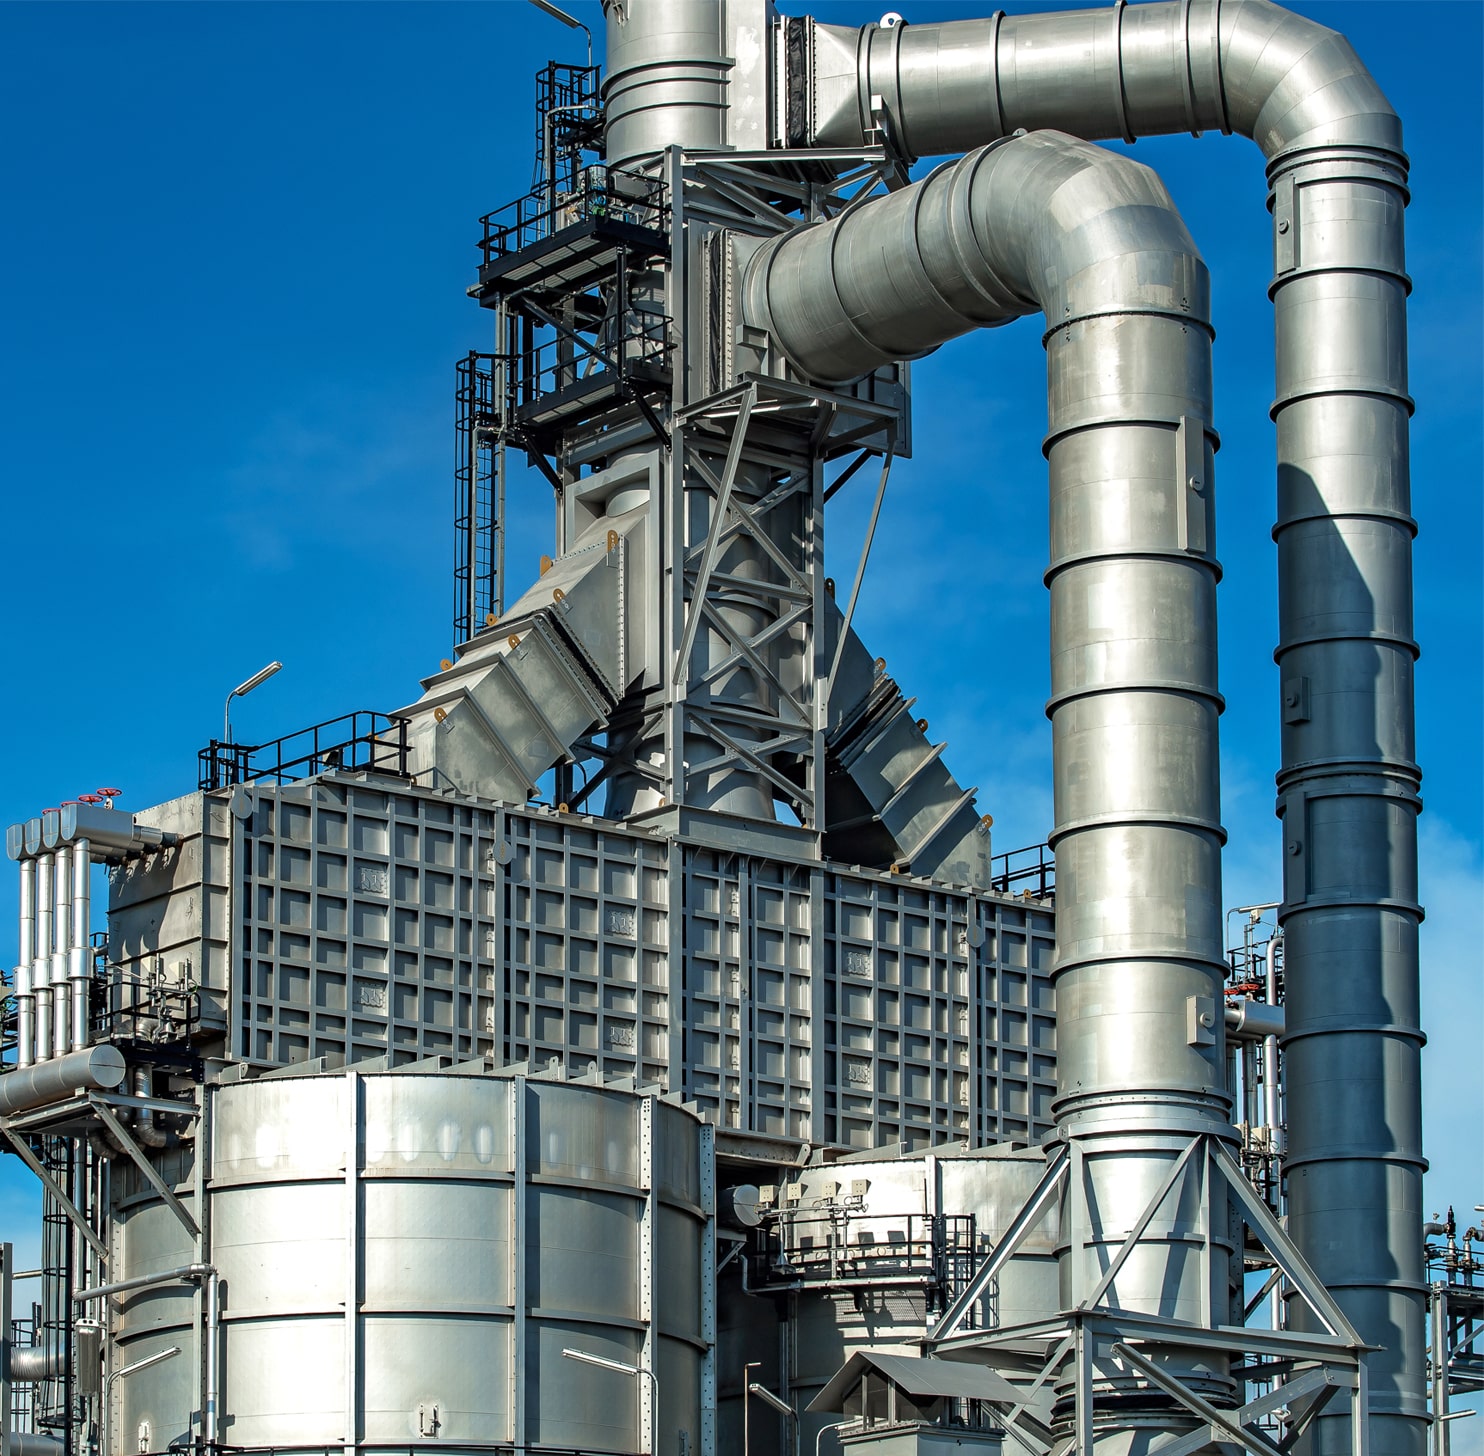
[750,1210,975,1293]
[478,165,669,267]
[989,841,1054,898]
[199,711,409,792]
[512,309,672,416]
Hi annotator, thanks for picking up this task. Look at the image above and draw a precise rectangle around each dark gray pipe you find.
[799,7,1420,1451]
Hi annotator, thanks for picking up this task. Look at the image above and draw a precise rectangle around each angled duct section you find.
[401,506,647,802]
[791,8,1422,1452]
[748,128,1228,1412]
[820,605,992,888]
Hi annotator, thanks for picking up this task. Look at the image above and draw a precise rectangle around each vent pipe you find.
[794,5,1420,1452]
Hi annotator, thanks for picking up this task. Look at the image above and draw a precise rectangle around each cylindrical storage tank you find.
[719,1147,1059,1456]
[107,1067,711,1456]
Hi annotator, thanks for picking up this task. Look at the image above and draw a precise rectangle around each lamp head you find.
[232,661,283,699]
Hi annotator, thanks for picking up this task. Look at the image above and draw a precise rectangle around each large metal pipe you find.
[6,801,172,866]
[747,127,1229,1418]
[7,1345,66,1382]
[0,1044,127,1117]
[9,1434,64,1456]
[602,0,727,167]
[798,8,1421,1452]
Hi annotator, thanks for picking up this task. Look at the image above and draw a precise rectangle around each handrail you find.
[198,711,409,791]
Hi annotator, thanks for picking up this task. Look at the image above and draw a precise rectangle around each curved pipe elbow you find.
[1217,0,1402,163]
[811,0,1401,169]
[744,131,1209,387]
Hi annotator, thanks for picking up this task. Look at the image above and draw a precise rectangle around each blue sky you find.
[1,0,1479,1349]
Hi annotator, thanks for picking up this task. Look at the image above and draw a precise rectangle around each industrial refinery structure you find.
[1,5,1471,1456]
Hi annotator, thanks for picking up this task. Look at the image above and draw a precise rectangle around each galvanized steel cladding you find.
[109,779,1055,1150]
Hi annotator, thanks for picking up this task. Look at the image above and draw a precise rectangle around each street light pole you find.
[744,1360,761,1456]
[223,660,283,744]
[526,0,594,68]
[561,1346,658,1455]
[750,1377,796,1456]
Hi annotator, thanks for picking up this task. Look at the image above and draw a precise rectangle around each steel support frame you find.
[927,1130,1372,1456]
[662,378,824,826]
[637,147,914,833]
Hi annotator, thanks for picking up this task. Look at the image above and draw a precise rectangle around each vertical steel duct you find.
[800,6,1421,1452]
[602,0,727,166]
[746,128,1228,1416]
[69,839,90,1050]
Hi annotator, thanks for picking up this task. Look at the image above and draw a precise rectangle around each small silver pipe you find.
[72,1262,211,1305]
[1262,933,1283,1155]
[32,852,53,1063]
[69,839,91,1050]
[1432,1282,1450,1456]
[50,844,71,1057]
[16,856,35,1068]
[204,1267,221,1446]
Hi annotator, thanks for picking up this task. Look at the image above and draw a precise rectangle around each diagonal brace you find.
[1210,1140,1362,1345]
[1079,1137,1202,1313]
[90,1096,201,1240]
[673,385,757,685]
[1111,1341,1289,1456]
[931,1145,1068,1345]
[0,1123,109,1264]
[827,447,893,690]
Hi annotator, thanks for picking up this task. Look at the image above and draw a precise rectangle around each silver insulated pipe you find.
[51,843,71,1058]
[70,838,91,1050]
[795,5,1421,1451]
[33,851,53,1063]
[747,126,1229,1417]
[15,856,35,1068]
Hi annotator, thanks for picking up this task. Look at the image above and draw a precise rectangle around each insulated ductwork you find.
[603,0,727,166]
[751,127,1229,1413]
[785,7,1420,1451]
[400,507,647,802]
[0,1043,127,1117]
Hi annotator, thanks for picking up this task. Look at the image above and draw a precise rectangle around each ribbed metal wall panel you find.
[117,779,1056,1149]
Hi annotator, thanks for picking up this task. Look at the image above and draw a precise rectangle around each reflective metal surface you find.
[788,6,1422,1450]
[110,1068,712,1456]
